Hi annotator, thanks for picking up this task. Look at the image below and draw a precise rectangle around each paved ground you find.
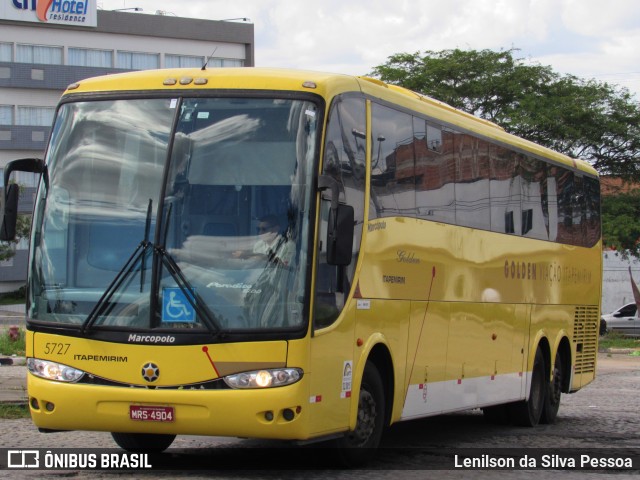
[0,305,25,327]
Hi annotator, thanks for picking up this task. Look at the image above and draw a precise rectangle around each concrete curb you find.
[599,348,640,355]
[0,356,26,366]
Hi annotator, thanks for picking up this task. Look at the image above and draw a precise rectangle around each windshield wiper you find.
[81,199,223,337]
[152,202,223,336]
[81,199,154,333]
[139,199,153,293]
[82,199,155,333]
[80,239,151,334]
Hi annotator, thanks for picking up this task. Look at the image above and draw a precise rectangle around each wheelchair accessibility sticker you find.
[162,287,196,323]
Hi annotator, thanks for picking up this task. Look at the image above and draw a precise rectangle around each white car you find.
[601,303,640,337]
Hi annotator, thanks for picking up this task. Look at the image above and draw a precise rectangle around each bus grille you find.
[573,305,599,374]
[79,375,230,390]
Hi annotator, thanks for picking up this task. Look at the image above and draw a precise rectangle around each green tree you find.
[0,214,31,262]
[0,182,31,262]
[370,48,640,180]
[601,192,640,257]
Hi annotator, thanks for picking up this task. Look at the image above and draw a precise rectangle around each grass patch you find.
[0,286,26,306]
[0,297,25,306]
[0,403,30,419]
[0,327,26,356]
[599,332,640,350]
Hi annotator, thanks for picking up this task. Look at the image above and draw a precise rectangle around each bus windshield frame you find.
[27,92,323,339]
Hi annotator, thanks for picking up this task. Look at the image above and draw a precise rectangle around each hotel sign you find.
[0,0,97,27]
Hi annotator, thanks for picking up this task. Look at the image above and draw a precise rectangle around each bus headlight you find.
[223,368,303,389]
[27,358,85,383]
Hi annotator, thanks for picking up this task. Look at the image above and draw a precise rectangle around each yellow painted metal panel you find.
[28,374,310,440]
[359,218,601,307]
[354,300,411,424]
[307,303,356,435]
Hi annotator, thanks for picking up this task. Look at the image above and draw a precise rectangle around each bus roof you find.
[63,67,597,177]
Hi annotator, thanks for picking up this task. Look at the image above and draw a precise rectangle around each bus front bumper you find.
[28,373,310,440]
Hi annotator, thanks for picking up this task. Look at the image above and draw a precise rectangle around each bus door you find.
[308,96,366,436]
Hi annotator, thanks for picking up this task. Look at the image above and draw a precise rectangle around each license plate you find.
[129,405,174,422]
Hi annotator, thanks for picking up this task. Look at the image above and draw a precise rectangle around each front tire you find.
[509,347,546,427]
[111,432,176,453]
[334,361,385,466]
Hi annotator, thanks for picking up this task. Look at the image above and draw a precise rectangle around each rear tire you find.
[334,361,385,467]
[111,432,176,453]
[509,347,546,427]
[540,350,563,424]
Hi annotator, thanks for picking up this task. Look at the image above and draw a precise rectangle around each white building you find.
[602,250,640,314]
[0,3,254,292]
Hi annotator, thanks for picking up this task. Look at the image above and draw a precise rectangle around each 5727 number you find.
[43,342,71,355]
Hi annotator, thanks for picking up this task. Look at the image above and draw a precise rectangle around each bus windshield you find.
[29,96,319,333]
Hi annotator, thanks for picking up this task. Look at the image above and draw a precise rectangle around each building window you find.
[0,42,12,62]
[17,106,55,127]
[201,58,244,68]
[0,105,12,125]
[16,44,63,65]
[69,48,113,68]
[205,58,223,68]
[31,69,44,81]
[165,54,204,68]
[223,58,244,67]
[117,51,159,69]
[32,131,45,142]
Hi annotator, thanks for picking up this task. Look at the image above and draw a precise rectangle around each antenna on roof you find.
[201,47,218,71]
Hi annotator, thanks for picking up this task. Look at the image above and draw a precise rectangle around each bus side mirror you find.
[318,174,354,266]
[327,203,354,266]
[0,184,19,241]
[1,158,45,241]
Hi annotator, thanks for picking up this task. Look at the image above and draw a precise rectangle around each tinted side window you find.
[369,103,415,219]
[584,176,601,247]
[369,109,600,248]
[520,156,548,240]
[572,175,587,245]
[415,120,456,224]
[455,134,490,230]
[548,167,600,247]
[489,144,520,234]
[548,166,573,244]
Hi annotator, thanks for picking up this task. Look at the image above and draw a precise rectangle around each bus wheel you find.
[111,432,176,452]
[509,347,546,427]
[335,362,385,466]
[541,350,563,424]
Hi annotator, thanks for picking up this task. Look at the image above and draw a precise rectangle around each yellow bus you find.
[1,68,601,464]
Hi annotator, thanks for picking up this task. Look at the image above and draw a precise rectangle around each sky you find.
[99,0,640,98]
